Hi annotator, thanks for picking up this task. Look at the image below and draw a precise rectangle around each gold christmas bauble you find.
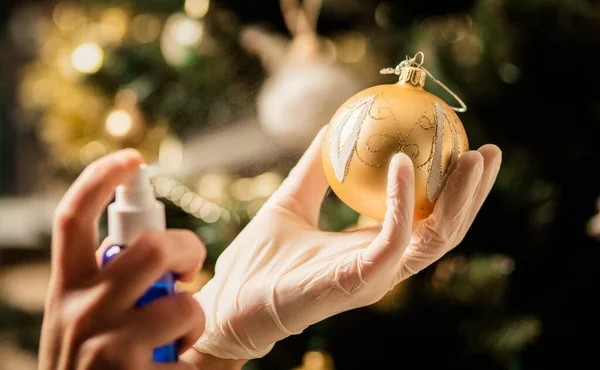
[321,63,469,221]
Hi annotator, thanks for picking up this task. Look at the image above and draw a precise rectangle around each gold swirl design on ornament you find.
[358,131,421,168]
[364,133,421,159]
[335,93,463,198]
[414,108,438,170]
[381,94,418,141]
[355,151,384,168]
[368,106,393,120]
[365,133,395,153]
[382,94,433,161]
[418,114,435,130]
[354,95,437,170]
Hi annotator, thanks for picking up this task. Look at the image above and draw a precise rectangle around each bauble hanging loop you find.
[380,52,467,113]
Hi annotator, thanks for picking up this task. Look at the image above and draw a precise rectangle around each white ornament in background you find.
[241,0,366,151]
[257,61,363,151]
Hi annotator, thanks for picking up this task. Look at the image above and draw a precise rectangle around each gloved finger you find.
[124,292,205,354]
[51,149,143,290]
[395,151,483,281]
[270,126,330,226]
[361,153,415,267]
[453,144,502,245]
[98,229,206,311]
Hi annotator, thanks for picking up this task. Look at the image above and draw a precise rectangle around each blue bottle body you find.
[102,244,178,363]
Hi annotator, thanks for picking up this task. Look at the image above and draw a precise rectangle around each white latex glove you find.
[193,127,502,360]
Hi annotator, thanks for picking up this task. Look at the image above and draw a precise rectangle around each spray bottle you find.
[101,164,178,363]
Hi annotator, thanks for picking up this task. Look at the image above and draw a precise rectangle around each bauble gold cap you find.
[397,66,427,88]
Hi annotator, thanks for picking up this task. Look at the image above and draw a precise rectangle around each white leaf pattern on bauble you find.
[328,95,377,183]
[426,102,460,202]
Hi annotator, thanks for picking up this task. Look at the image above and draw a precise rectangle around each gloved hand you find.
[193,127,502,360]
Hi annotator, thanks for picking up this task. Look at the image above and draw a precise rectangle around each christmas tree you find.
[1,0,599,369]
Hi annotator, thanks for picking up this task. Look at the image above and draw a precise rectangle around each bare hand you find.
[39,150,207,370]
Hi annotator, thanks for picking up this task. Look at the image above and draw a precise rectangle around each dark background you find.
[1,0,599,369]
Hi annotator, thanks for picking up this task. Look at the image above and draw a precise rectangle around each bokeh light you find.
[71,42,104,74]
[199,202,221,223]
[172,17,204,47]
[131,13,162,43]
[105,110,133,137]
[374,2,392,29]
[335,32,367,64]
[80,140,108,164]
[499,62,521,84]
[160,13,204,67]
[99,8,128,44]
[185,0,210,19]
[52,2,86,32]
[159,135,184,172]
[198,174,230,200]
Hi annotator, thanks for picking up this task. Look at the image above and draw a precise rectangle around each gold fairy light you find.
[53,2,86,32]
[169,186,186,202]
[154,176,176,197]
[131,13,162,43]
[99,8,128,44]
[80,140,108,164]
[179,192,195,210]
[161,13,203,67]
[151,175,226,224]
[230,178,254,201]
[158,135,184,172]
[173,16,204,47]
[71,42,104,74]
[115,88,138,107]
[105,109,133,137]
[185,0,210,19]
[198,202,220,223]
[189,197,204,213]
[293,350,334,370]
[150,171,283,224]
[252,172,283,198]
[197,173,231,201]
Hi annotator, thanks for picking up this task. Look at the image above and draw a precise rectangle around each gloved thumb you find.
[270,126,330,226]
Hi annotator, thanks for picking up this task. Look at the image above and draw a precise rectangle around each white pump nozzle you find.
[108,164,166,245]
[115,164,156,207]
